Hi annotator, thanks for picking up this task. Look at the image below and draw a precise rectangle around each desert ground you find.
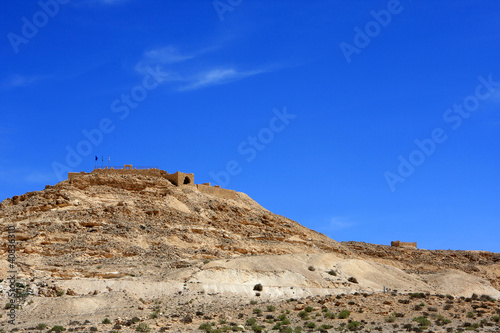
[0,170,498,332]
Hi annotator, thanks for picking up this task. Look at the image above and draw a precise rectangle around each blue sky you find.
[1,0,499,252]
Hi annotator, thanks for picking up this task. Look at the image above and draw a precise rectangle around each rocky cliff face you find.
[0,171,346,278]
[1,171,499,332]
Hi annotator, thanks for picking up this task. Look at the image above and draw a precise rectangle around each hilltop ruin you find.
[68,164,237,200]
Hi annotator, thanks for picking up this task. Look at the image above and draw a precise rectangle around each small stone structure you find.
[391,240,417,249]
[68,165,237,200]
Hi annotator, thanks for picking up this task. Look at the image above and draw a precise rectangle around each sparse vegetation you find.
[304,322,316,329]
[385,315,396,323]
[324,311,335,319]
[246,318,257,326]
[338,310,351,319]
[346,321,361,330]
[102,318,111,324]
[135,323,151,332]
[266,305,276,312]
[49,326,66,332]
[253,308,262,315]
[253,284,263,291]
[199,323,213,332]
[413,316,431,328]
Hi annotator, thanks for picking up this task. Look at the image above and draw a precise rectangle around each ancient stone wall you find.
[68,166,240,200]
[391,240,417,249]
[196,184,237,200]
[68,166,194,186]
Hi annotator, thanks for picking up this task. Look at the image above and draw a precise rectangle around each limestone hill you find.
[0,169,499,332]
[0,170,345,279]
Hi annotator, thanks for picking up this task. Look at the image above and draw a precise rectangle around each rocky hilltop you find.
[0,170,345,275]
[0,169,498,332]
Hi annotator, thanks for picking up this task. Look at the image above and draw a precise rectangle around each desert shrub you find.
[293,327,302,333]
[49,327,66,332]
[266,305,275,312]
[491,315,500,323]
[480,294,495,302]
[199,323,212,332]
[253,284,263,291]
[346,321,360,330]
[253,308,262,315]
[413,305,423,311]
[385,316,396,323]
[443,304,453,310]
[428,307,438,312]
[102,318,111,324]
[324,312,335,319]
[304,322,316,329]
[36,323,48,330]
[318,324,332,332]
[304,306,314,313]
[410,293,426,299]
[398,299,410,304]
[434,315,452,326]
[297,310,308,319]
[246,318,257,326]
[250,300,258,305]
[251,324,263,333]
[338,310,351,319]
[466,312,475,318]
[413,316,431,327]
[135,323,151,332]
[394,312,404,318]
[276,313,287,321]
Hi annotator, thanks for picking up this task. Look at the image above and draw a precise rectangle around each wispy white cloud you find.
[144,46,196,65]
[1,74,46,89]
[180,68,263,91]
[134,45,267,91]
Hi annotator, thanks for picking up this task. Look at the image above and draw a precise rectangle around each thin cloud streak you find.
[1,74,48,89]
[134,45,268,91]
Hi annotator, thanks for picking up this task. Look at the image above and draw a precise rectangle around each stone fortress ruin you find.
[391,240,417,249]
[68,165,237,200]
